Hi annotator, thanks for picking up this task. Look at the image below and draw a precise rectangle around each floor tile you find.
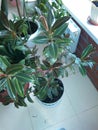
[62,72,98,113]
[0,103,33,130]
[27,91,76,130]
[78,106,98,130]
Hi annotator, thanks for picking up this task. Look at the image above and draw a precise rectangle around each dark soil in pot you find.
[42,79,64,104]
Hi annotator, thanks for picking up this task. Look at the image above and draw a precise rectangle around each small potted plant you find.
[89,0,98,25]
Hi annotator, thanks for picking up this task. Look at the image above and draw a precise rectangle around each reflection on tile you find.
[78,106,98,130]
[0,103,33,130]
[62,73,98,113]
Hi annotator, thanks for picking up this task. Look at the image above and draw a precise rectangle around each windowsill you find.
[62,0,98,44]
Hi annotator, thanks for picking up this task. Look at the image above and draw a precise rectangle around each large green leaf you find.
[32,35,49,44]
[51,87,59,96]
[13,77,24,97]
[16,72,33,83]
[15,45,28,52]
[0,56,10,71]
[43,44,58,64]
[47,9,54,29]
[47,87,53,99]
[53,22,68,36]
[49,43,58,59]
[52,16,70,31]
[6,78,16,99]
[6,64,24,74]
[56,38,71,45]
[0,78,7,91]
[35,86,47,100]
[0,55,10,66]
[81,44,94,59]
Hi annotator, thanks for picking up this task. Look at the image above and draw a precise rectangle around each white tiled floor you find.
[0,71,98,130]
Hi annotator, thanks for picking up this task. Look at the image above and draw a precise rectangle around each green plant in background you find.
[36,0,69,19]
[51,0,70,18]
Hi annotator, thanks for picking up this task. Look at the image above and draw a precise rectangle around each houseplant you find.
[30,8,95,105]
[0,0,95,107]
[0,0,40,107]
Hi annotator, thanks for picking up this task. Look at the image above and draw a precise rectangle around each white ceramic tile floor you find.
[0,71,98,130]
[0,103,33,130]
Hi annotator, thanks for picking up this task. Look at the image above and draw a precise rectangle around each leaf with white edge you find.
[53,22,68,36]
[81,44,94,59]
[49,43,58,59]
[32,35,49,44]
[35,86,47,101]
[6,78,16,99]
[52,16,70,31]
[0,78,7,91]
[16,72,33,83]
[6,64,24,74]
[13,77,24,97]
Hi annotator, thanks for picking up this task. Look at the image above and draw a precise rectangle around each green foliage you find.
[0,0,95,106]
[31,5,95,102]
[36,0,69,19]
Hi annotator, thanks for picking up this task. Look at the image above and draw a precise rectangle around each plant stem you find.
[15,0,22,19]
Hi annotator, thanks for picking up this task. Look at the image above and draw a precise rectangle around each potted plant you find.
[30,8,95,106]
[89,0,98,25]
[0,0,40,107]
